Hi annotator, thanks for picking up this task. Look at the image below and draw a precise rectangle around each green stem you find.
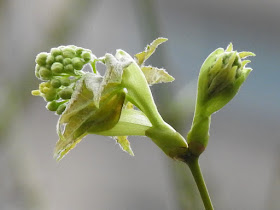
[186,157,214,210]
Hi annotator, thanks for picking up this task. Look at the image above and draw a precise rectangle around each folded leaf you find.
[141,66,174,85]
[135,37,168,66]
[54,73,125,161]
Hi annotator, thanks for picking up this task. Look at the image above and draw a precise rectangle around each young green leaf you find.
[54,73,126,161]
[115,136,134,156]
[135,37,168,66]
[141,66,174,85]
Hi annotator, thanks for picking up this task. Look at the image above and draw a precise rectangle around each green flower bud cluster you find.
[32,45,96,115]
[35,45,94,79]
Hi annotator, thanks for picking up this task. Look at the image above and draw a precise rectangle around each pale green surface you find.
[135,37,168,66]
[141,66,174,85]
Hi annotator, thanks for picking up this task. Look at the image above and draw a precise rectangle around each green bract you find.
[187,43,255,156]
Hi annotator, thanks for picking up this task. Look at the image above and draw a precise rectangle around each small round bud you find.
[64,64,74,73]
[63,58,72,65]
[59,88,73,99]
[55,55,64,63]
[46,101,59,111]
[60,77,71,86]
[42,87,50,94]
[62,48,76,58]
[39,67,52,80]
[50,48,62,56]
[39,82,51,93]
[72,57,84,70]
[51,79,61,88]
[76,47,83,55]
[31,90,41,96]
[82,51,91,62]
[46,55,55,65]
[35,53,48,66]
[51,62,64,74]
[56,104,66,115]
[44,88,57,101]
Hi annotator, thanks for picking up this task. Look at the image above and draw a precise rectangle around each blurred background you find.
[0,0,279,209]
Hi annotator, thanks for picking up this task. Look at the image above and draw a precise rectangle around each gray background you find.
[0,0,279,209]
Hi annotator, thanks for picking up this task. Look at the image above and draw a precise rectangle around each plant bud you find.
[63,58,72,65]
[51,62,64,74]
[50,48,62,56]
[72,57,84,70]
[44,88,57,101]
[82,51,91,62]
[46,55,55,65]
[51,79,61,88]
[187,43,255,156]
[55,55,64,63]
[56,104,66,115]
[35,52,48,66]
[59,88,73,99]
[62,48,76,58]
[64,64,74,73]
[39,67,52,80]
[75,47,83,55]
[196,43,255,116]
[31,90,41,96]
[60,77,71,86]
[39,82,51,93]
[46,101,59,111]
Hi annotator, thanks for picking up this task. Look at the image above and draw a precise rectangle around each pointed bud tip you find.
[226,42,233,52]
[239,51,256,58]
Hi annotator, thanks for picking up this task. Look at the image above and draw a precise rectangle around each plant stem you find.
[186,157,214,210]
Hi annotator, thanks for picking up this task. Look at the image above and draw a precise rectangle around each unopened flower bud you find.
[50,48,62,56]
[62,48,76,58]
[72,57,84,70]
[55,55,64,63]
[51,79,61,88]
[46,55,55,65]
[35,52,48,66]
[44,88,57,102]
[56,104,66,115]
[63,58,72,65]
[82,51,91,62]
[187,43,255,156]
[46,101,59,111]
[64,64,74,73]
[51,62,64,74]
[31,90,41,96]
[196,43,255,116]
[39,67,52,80]
[60,77,71,86]
[59,88,73,99]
